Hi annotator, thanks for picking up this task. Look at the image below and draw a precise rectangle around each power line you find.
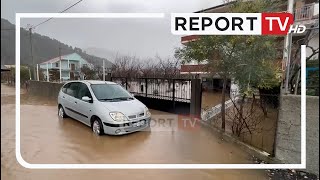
[31,0,83,29]
[25,0,83,80]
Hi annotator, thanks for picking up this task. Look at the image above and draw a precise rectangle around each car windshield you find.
[91,84,133,101]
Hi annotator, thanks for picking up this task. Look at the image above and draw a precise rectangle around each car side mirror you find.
[131,93,135,97]
[82,96,92,103]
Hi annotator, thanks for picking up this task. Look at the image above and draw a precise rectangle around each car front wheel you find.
[58,105,67,118]
[92,118,104,136]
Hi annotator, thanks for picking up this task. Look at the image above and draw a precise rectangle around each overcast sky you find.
[1,0,222,61]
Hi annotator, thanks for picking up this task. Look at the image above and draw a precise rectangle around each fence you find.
[110,77,200,115]
[295,3,317,21]
[110,77,192,103]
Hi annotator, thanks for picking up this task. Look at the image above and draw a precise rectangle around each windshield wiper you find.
[99,97,133,101]
[99,98,114,101]
[113,97,134,100]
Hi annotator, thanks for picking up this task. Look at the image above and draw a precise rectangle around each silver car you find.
[57,80,151,136]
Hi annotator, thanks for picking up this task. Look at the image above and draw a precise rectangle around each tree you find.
[49,69,60,82]
[138,59,157,77]
[38,69,45,81]
[93,64,103,80]
[175,0,281,131]
[111,56,141,78]
[231,36,281,93]
[20,66,30,84]
[4,66,31,85]
[155,56,180,78]
[110,55,181,78]
[81,65,97,80]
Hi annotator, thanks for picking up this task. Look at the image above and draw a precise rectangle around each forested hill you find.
[1,18,113,67]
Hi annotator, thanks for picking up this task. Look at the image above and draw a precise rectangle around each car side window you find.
[67,82,79,97]
[77,83,92,100]
[62,83,70,93]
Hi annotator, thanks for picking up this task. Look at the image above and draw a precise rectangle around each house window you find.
[55,62,59,67]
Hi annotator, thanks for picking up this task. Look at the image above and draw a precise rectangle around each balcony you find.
[49,66,80,71]
[294,3,319,22]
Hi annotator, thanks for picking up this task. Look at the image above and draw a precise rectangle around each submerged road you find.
[1,84,268,179]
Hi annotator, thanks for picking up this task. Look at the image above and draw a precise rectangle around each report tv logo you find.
[171,13,306,35]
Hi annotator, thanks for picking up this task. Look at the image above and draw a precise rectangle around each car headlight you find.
[145,107,151,117]
[109,112,128,122]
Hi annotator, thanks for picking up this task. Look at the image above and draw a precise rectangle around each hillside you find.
[1,18,113,67]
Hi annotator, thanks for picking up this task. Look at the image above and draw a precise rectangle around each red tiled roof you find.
[40,53,78,64]
[181,35,200,44]
[180,64,208,73]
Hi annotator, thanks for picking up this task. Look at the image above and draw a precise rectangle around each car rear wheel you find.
[58,105,67,118]
[92,118,104,136]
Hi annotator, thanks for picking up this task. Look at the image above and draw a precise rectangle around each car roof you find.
[64,80,117,85]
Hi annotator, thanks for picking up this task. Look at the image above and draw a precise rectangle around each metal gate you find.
[110,77,194,114]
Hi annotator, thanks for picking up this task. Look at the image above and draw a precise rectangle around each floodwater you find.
[202,91,230,109]
[1,84,268,179]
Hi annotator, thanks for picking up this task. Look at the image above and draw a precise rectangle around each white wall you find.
[314,3,319,16]
[183,60,208,65]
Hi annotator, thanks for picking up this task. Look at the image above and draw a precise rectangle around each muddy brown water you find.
[201,91,230,109]
[1,84,268,179]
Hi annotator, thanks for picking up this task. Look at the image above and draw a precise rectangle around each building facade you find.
[39,53,93,81]
[180,0,319,93]
[293,0,319,60]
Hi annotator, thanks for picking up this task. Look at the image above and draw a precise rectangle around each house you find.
[179,0,319,92]
[179,2,244,92]
[293,0,319,62]
[181,0,319,62]
[39,53,93,81]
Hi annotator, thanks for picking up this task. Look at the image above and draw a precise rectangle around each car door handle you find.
[62,96,65,98]
[74,101,77,104]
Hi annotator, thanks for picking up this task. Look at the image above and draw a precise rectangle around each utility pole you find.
[59,45,62,82]
[29,28,35,80]
[103,60,105,81]
[36,64,39,81]
[47,63,49,82]
[283,0,295,93]
[28,67,32,80]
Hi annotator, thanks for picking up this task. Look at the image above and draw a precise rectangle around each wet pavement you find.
[1,83,268,179]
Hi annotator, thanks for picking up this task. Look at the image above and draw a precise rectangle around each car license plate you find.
[133,121,144,127]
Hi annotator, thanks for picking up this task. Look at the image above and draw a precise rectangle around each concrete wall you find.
[275,94,319,176]
[28,81,64,100]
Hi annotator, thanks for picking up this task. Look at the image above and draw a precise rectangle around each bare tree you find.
[111,56,141,78]
[81,65,97,80]
[111,55,182,78]
[155,55,180,78]
[139,59,157,77]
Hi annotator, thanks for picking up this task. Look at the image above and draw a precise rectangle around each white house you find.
[39,53,93,81]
